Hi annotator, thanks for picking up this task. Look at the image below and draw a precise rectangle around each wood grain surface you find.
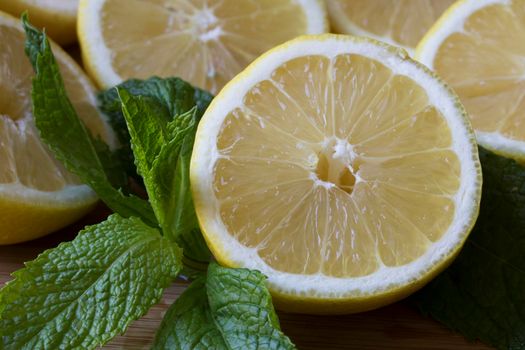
[0,205,491,350]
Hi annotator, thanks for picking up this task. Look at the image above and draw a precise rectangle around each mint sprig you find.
[153,263,296,350]
[99,76,213,265]
[117,88,211,264]
[0,215,181,349]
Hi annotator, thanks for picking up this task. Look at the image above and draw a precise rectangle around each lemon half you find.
[0,12,116,245]
[190,35,481,314]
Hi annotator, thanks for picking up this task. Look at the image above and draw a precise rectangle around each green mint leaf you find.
[98,77,212,130]
[117,89,193,231]
[149,108,196,235]
[97,77,213,183]
[153,108,210,264]
[415,147,525,349]
[153,277,225,349]
[152,263,296,350]
[118,88,211,263]
[117,90,172,180]
[0,214,182,350]
[22,16,156,227]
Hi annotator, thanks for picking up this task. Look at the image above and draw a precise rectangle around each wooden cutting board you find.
[0,204,490,350]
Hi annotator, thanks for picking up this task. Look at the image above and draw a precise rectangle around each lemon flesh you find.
[78,0,328,94]
[191,35,481,313]
[0,1,78,45]
[0,13,115,244]
[326,0,455,54]
[417,0,525,161]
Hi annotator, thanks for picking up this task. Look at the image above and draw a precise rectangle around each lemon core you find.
[315,138,357,194]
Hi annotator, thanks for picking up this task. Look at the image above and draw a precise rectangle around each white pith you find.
[21,0,77,14]
[0,183,96,207]
[79,0,119,87]
[191,35,481,298]
[79,0,328,89]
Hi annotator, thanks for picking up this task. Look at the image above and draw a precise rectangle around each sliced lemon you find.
[190,35,481,314]
[0,12,116,245]
[77,0,328,94]
[0,1,78,45]
[417,0,525,161]
[326,0,456,55]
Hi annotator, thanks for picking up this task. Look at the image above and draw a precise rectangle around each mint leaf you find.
[22,15,156,227]
[98,77,213,182]
[168,116,211,265]
[98,77,212,133]
[153,277,225,349]
[117,88,194,227]
[152,263,296,350]
[118,88,210,264]
[117,89,173,180]
[415,148,525,349]
[0,214,182,350]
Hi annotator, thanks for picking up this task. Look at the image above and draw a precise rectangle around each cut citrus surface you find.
[0,0,78,45]
[77,0,328,94]
[417,0,525,161]
[0,12,116,245]
[326,0,456,55]
[191,35,481,314]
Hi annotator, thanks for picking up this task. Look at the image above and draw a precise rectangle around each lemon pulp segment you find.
[327,0,455,52]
